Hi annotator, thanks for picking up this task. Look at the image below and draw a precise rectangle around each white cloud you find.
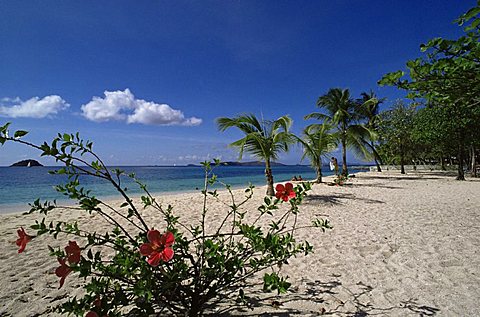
[177,154,200,161]
[81,89,202,126]
[0,95,69,118]
[1,97,21,103]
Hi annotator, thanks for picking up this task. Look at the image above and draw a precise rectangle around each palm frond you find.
[304,112,332,121]
[217,113,295,163]
[296,122,338,170]
[345,124,372,160]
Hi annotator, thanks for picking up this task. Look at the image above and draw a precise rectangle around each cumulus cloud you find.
[0,95,69,118]
[81,89,202,126]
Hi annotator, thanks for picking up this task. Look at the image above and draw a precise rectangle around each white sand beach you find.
[1,171,479,316]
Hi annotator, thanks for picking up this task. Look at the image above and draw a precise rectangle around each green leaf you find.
[463,6,480,21]
[0,122,11,133]
[14,130,28,138]
[63,133,71,142]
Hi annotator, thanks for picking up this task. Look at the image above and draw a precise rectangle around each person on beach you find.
[330,157,339,176]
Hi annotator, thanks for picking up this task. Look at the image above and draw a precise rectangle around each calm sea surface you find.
[0,165,367,213]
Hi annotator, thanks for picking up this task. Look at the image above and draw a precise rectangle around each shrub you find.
[1,123,332,316]
[333,174,348,186]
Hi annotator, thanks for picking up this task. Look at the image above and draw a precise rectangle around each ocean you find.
[0,165,367,213]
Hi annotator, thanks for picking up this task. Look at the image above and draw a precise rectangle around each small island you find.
[10,159,43,167]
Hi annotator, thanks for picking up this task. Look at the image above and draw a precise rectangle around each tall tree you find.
[216,114,295,196]
[377,101,417,174]
[305,88,370,176]
[412,104,457,171]
[412,102,478,179]
[379,3,480,180]
[357,91,385,172]
[295,122,337,183]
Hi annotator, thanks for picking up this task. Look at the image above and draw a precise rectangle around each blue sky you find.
[0,0,474,166]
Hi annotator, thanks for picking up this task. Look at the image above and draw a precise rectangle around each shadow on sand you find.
[348,182,402,190]
[359,170,458,181]
[304,193,385,206]
[210,275,440,316]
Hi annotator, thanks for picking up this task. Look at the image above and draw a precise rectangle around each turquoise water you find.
[0,165,366,213]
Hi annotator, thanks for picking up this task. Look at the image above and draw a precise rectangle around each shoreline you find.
[0,164,374,213]
[0,169,463,216]
[0,170,349,215]
[0,168,458,215]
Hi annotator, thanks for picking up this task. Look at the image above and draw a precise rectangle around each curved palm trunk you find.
[363,140,383,172]
[341,137,348,176]
[265,159,275,196]
[315,163,323,183]
[373,157,381,172]
[370,142,383,172]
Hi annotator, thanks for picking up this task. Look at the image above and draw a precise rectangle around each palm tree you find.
[305,88,370,176]
[216,114,295,196]
[295,122,337,183]
[357,91,385,172]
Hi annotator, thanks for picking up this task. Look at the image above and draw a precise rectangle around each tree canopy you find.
[379,2,480,179]
[216,114,295,195]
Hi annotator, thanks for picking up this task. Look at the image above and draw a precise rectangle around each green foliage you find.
[263,272,291,294]
[378,3,480,178]
[377,101,417,172]
[412,104,459,158]
[216,114,295,162]
[216,114,296,195]
[2,124,331,317]
[305,88,372,176]
[356,91,385,170]
[332,174,348,186]
[295,122,337,183]
[312,218,333,232]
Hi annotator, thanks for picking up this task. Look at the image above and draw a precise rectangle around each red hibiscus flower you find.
[65,240,81,264]
[93,297,102,308]
[84,297,103,317]
[16,227,33,253]
[55,257,72,289]
[55,241,81,288]
[139,230,174,267]
[275,183,296,202]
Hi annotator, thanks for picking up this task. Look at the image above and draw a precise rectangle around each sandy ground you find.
[1,171,479,316]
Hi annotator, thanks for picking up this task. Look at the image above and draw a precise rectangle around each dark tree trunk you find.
[471,146,477,178]
[188,293,202,317]
[456,146,465,181]
[265,159,275,196]
[188,305,200,317]
[400,146,405,174]
[440,156,446,171]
